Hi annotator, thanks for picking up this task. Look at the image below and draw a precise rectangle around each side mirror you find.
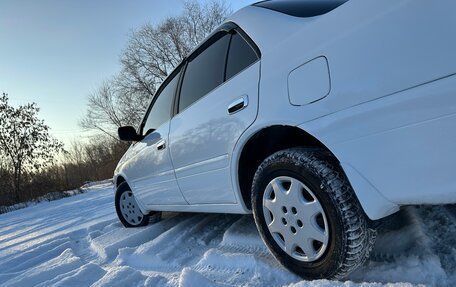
[118,126,143,142]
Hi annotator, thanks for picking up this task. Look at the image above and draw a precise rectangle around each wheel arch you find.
[234,124,398,220]
[113,173,150,215]
[115,175,127,187]
[236,125,332,210]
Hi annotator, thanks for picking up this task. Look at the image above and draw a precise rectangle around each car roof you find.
[227,0,350,56]
[184,0,349,61]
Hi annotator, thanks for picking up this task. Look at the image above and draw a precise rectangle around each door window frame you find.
[138,21,262,133]
[173,22,261,116]
[175,30,231,114]
[139,63,184,136]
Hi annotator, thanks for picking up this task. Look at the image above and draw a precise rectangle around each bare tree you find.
[81,0,231,137]
[119,1,230,99]
[0,93,64,201]
[80,80,144,139]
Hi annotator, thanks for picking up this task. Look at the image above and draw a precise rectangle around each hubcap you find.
[262,176,329,262]
[119,191,144,226]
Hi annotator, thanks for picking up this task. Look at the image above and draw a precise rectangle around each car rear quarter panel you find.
[230,0,456,219]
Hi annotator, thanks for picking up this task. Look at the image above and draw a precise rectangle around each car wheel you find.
[251,148,376,279]
[115,182,150,228]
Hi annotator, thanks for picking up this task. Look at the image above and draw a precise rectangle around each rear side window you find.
[225,32,259,81]
[253,0,347,17]
[179,33,231,112]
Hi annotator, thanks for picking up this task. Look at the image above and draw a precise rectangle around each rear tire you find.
[115,182,150,228]
[251,148,376,279]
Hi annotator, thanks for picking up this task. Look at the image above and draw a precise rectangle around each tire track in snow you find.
[1,238,73,274]
[0,218,83,252]
[178,215,299,287]
[1,183,456,286]
[91,215,187,262]
[351,206,455,286]
[414,205,456,281]
[0,185,116,286]
[0,189,115,259]
[40,263,107,287]
[2,249,83,287]
[116,214,240,272]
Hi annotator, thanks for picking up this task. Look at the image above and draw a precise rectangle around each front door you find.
[125,66,187,206]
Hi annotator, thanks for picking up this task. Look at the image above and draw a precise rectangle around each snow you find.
[0,182,455,287]
[0,180,112,215]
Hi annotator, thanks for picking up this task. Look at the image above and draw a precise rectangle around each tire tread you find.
[252,147,376,279]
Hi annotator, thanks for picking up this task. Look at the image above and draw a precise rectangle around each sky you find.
[0,0,257,147]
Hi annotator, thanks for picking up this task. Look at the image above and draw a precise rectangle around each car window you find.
[225,32,259,81]
[253,0,347,18]
[178,33,231,112]
[142,67,181,135]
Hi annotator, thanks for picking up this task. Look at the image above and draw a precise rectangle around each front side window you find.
[178,33,231,112]
[142,67,181,135]
[225,32,259,81]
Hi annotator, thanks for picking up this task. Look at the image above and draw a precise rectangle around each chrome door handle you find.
[228,95,249,114]
[156,139,166,150]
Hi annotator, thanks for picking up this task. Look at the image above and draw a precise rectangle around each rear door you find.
[168,26,260,204]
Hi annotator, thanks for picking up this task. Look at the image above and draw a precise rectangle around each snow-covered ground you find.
[0,182,454,287]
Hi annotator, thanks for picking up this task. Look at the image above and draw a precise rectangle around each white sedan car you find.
[113,0,456,279]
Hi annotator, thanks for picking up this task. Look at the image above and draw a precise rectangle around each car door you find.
[168,26,260,204]
[125,66,188,206]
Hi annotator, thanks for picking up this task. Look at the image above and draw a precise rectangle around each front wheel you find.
[251,148,376,279]
[115,182,150,228]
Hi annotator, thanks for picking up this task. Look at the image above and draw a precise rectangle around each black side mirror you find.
[118,126,143,142]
